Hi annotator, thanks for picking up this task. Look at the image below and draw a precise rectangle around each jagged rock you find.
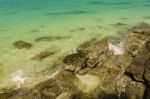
[31,50,55,60]
[74,66,82,74]
[146,39,150,49]
[40,85,61,99]
[125,48,149,82]
[78,67,91,75]
[64,65,75,72]
[86,57,99,68]
[13,40,32,49]
[143,86,150,99]
[144,56,150,85]
[124,82,145,99]
[63,53,86,69]
[56,92,72,99]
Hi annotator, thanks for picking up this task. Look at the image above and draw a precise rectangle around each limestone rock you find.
[64,65,75,72]
[86,57,99,68]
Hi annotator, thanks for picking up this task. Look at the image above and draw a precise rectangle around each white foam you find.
[68,47,77,54]
[11,70,27,87]
[45,70,60,79]
[108,41,124,55]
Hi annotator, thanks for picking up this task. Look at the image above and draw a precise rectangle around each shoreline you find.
[0,22,150,99]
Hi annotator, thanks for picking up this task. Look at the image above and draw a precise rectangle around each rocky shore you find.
[0,23,150,99]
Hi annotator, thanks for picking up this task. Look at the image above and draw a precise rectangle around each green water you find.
[0,0,150,90]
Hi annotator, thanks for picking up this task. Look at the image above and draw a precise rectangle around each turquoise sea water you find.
[0,0,150,89]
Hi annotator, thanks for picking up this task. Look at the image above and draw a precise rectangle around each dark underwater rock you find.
[131,22,150,30]
[34,36,71,42]
[31,50,56,61]
[13,40,32,49]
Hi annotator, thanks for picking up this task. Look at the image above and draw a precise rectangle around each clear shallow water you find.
[0,0,150,90]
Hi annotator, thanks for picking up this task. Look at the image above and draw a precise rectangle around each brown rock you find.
[63,53,86,68]
[64,65,75,72]
[124,82,145,99]
[86,57,99,68]
[144,56,150,85]
[78,67,91,75]
[146,39,150,49]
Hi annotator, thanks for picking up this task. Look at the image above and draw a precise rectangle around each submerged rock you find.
[34,36,71,42]
[13,40,32,49]
[31,50,56,60]
[131,22,150,30]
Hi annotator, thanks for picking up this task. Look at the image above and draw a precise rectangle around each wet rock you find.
[124,82,145,99]
[145,39,150,49]
[34,36,71,42]
[125,49,149,82]
[13,40,32,49]
[1,24,150,99]
[64,65,75,72]
[78,67,91,75]
[63,53,86,68]
[31,50,56,60]
[143,86,150,99]
[125,26,150,56]
[74,66,82,74]
[56,92,72,99]
[38,80,62,99]
[86,57,99,68]
[144,56,150,85]
[132,22,150,30]
[130,22,150,35]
